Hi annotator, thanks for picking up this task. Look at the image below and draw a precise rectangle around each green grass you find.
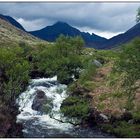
[98,93,110,101]
[101,121,140,138]
[114,121,140,138]
[111,92,124,98]
[133,111,140,123]
[97,103,105,110]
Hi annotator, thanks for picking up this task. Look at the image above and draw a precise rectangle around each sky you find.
[0,2,139,39]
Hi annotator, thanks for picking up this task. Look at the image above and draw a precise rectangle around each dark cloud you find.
[0,2,139,38]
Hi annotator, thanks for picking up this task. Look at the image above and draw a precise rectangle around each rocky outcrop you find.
[92,60,102,67]
[121,111,133,122]
[87,107,110,126]
[29,70,48,79]
[32,90,47,112]
[0,104,23,138]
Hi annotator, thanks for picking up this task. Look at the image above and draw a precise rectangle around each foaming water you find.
[16,76,113,138]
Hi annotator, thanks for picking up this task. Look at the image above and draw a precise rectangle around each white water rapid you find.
[16,76,113,138]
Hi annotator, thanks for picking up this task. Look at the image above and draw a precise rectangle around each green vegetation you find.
[32,35,84,84]
[0,17,46,46]
[0,26,140,137]
[94,38,140,137]
[0,45,30,137]
[0,46,30,104]
[59,36,140,137]
[112,38,140,110]
[133,111,140,123]
[61,95,90,124]
[101,121,140,138]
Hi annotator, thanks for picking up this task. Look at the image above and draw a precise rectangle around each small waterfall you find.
[16,76,113,138]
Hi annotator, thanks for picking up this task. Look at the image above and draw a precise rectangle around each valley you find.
[0,9,140,138]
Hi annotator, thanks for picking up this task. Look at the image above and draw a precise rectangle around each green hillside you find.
[0,18,47,47]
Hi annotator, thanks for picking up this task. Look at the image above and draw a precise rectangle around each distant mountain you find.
[101,23,140,49]
[1,13,140,49]
[30,21,108,48]
[0,14,25,31]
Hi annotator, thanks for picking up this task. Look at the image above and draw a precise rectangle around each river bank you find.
[0,102,23,137]
[62,56,140,138]
[16,77,114,138]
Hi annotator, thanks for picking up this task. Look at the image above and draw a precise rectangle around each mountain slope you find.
[101,23,140,49]
[0,17,45,46]
[30,21,108,48]
[0,14,25,31]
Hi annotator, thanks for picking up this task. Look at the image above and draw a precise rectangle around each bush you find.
[79,62,97,85]
[113,121,140,138]
[102,121,140,138]
[61,96,90,122]
[0,47,30,104]
[33,35,85,84]
[133,111,140,123]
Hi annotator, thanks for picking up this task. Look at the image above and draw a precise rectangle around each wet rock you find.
[32,90,48,112]
[0,69,8,81]
[29,70,49,79]
[48,81,58,86]
[58,77,73,85]
[92,60,102,67]
[0,69,3,77]
[99,113,109,123]
[121,111,132,121]
[85,108,97,127]
[31,82,52,88]
[110,115,121,123]
[22,112,32,116]
[128,119,134,124]
[28,55,33,62]
[0,105,23,138]
[71,83,90,96]
[6,121,23,138]
[61,99,74,107]
[88,108,110,124]
[85,93,93,99]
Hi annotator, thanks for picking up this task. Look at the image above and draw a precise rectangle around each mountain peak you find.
[30,20,107,48]
[53,21,70,27]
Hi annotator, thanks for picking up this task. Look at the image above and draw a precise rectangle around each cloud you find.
[0,2,139,38]
[16,18,50,31]
[76,26,123,39]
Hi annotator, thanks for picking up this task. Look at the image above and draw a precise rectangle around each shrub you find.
[0,47,30,104]
[113,121,140,138]
[133,111,140,123]
[61,96,90,123]
[102,121,140,138]
[33,35,85,84]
